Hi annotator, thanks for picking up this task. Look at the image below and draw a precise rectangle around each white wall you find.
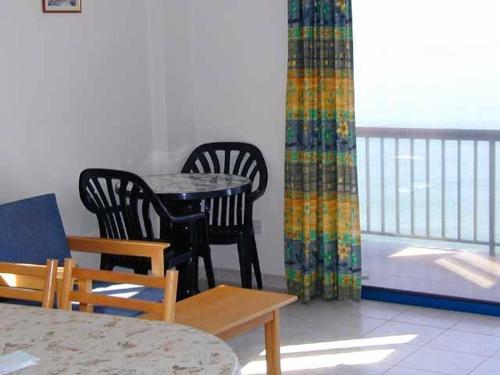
[0,1,154,241]
[146,0,196,173]
[189,0,288,275]
[1,0,289,276]
[148,0,288,275]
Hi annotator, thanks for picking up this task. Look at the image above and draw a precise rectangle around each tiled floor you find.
[363,235,500,303]
[228,299,500,374]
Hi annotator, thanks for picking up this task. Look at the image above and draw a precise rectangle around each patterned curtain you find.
[284,0,361,302]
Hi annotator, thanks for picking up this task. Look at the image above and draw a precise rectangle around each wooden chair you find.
[67,236,167,277]
[60,254,296,374]
[59,258,178,322]
[0,259,58,308]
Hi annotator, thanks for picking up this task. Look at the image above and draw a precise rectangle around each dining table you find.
[0,303,241,374]
[143,173,254,296]
[143,173,252,208]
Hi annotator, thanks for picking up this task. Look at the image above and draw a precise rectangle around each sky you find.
[353,0,500,129]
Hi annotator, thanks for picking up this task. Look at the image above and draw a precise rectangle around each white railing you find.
[357,127,500,256]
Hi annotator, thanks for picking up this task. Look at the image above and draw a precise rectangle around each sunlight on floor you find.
[390,246,457,258]
[242,349,394,374]
[435,258,497,288]
[241,334,417,374]
[454,252,500,277]
[258,334,417,355]
[386,244,500,289]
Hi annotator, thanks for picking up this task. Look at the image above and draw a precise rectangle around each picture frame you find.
[42,0,81,13]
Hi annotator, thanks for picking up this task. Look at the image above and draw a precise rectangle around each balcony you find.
[357,127,500,302]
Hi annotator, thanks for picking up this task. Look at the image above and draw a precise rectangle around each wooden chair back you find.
[59,258,178,322]
[0,259,59,308]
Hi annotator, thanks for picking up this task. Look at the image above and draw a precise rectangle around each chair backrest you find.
[0,259,59,308]
[0,194,71,264]
[79,169,176,272]
[79,169,173,242]
[181,142,268,227]
[59,258,178,322]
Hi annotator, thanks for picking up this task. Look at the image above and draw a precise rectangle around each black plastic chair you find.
[79,168,215,297]
[181,142,268,289]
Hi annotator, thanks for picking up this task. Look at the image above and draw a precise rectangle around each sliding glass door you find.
[353,0,500,304]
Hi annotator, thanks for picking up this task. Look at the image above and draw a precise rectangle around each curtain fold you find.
[284,0,361,302]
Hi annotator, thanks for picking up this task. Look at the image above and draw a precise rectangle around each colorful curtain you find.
[285,0,361,302]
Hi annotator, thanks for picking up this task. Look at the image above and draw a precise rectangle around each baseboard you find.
[362,286,500,317]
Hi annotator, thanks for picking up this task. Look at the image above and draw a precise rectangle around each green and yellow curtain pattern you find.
[285,0,361,302]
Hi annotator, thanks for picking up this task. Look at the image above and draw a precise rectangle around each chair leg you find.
[176,255,199,300]
[265,310,281,375]
[250,233,263,289]
[190,255,200,295]
[100,254,114,271]
[237,236,253,289]
[202,251,216,289]
[134,260,149,275]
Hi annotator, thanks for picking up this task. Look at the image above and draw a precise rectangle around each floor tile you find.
[384,366,446,374]
[391,307,464,329]
[469,358,500,375]
[318,363,391,375]
[358,344,420,366]
[240,353,393,374]
[337,300,409,320]
[452,314,500,337]
[280,305,387,343]
[398,347,487,374]
[426,329,500,356]
[229,299,499,375]
[364,321,445,346]
[228,327,265,365]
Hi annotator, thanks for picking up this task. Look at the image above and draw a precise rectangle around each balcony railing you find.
[357,127,500,256]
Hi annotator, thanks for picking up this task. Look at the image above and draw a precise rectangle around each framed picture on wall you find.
[42,0,81,13]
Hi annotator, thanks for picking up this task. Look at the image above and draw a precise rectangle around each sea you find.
[356,127,500,244]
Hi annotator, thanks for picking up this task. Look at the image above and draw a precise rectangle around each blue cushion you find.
[74,281,164,318]
[0,194,71,264]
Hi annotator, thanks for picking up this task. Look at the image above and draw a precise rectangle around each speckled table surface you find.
[0,303,240,375]
[143,174,251,200]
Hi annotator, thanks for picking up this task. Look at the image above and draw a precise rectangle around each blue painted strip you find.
[362,286,500,317]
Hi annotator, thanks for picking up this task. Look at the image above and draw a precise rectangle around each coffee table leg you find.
[265,310,281,375]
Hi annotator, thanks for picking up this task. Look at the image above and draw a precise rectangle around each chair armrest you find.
[249,188,265,202]
[66,236,169,277]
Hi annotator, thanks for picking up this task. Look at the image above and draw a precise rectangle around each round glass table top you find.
[143,173,252,200]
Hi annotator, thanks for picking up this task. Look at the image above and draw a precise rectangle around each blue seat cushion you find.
[0,194,71,264]
[73,281,164,318]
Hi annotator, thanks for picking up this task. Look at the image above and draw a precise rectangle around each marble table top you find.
[0,303,240,375]
[143,174,252,200]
